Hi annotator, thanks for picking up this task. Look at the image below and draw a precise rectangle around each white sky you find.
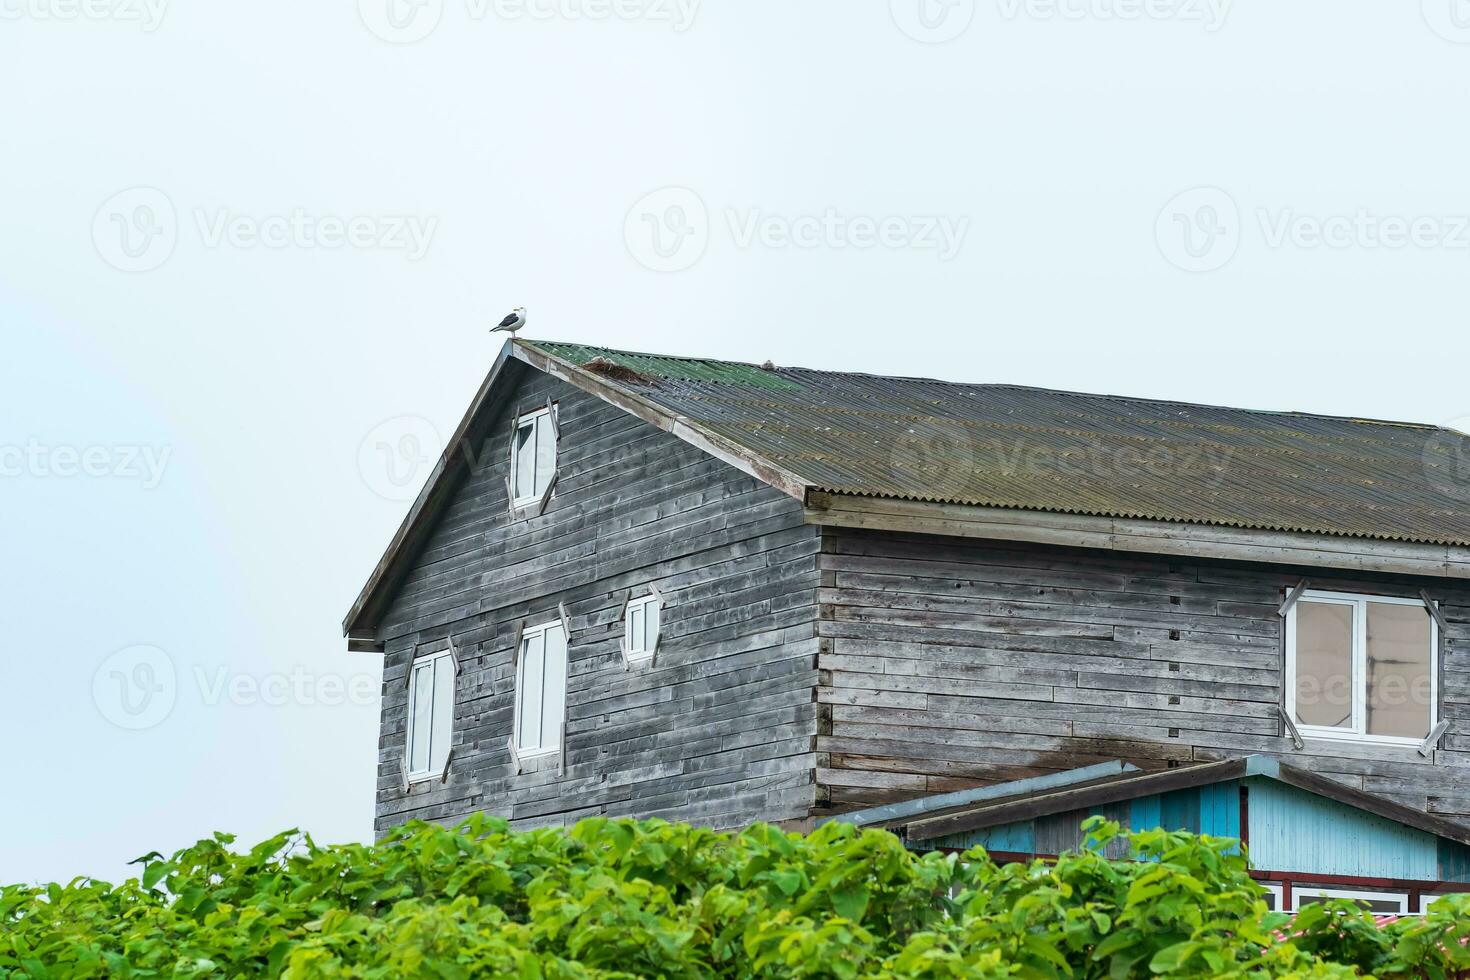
[4,0,1470,884]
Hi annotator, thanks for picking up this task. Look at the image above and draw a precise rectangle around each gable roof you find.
[524,341,1470,549]
[344,339,1470,641]
[828,755,1470,848]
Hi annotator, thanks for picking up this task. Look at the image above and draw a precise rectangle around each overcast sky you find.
[4,0,1470,885]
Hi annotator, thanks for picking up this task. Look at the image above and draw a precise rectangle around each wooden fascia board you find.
[805,492,1470,582]
[509,342,811,502]
[341,341,521,638]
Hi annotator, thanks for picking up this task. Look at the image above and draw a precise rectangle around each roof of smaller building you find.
[524,340,1470,549]
[828,755,1470,848]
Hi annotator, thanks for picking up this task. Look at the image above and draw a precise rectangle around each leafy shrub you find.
[3,814,1468,978]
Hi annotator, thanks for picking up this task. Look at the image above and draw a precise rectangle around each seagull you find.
[493,306,527,337]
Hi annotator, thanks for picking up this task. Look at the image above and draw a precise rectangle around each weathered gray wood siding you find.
[373,366,820,836]
[816,528,1470,825]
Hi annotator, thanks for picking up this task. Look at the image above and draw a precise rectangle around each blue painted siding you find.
[1129,795,1161,834]
[915,776,1465,883]
[1246,778,1439,879]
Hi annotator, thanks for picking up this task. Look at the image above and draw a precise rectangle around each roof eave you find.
[805,492,1470,582]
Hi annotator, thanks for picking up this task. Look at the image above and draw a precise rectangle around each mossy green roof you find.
[523,340,1470,549]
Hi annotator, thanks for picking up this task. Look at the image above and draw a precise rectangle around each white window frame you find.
[1285,589,1438,747]
[510,405,558,509]
[1257,881,1284,911]
[405,648,456,782]
[1290,886,1409,914]
[624,593,662,663]
[512,619,567,760]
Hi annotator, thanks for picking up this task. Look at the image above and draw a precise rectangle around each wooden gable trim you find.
[509,342,810,502]
[805,492,1470,582]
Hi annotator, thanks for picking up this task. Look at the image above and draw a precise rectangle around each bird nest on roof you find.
[582,357,652,384]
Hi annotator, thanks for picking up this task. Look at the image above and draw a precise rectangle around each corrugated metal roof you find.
[526,341,1470,549]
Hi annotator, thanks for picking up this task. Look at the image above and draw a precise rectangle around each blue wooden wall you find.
[915,776,1470,883]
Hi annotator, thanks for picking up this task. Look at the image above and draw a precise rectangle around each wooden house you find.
[345,339,1470,907]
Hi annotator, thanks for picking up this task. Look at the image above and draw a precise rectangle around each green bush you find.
[3,814,1468,978]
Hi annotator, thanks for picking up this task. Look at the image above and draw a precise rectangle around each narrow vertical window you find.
[405,649,456,780]
[510,406,557,507]
[514,621,567,757]
[624,593,661,662]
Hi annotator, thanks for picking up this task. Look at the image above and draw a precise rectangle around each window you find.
[624,593,662,662]
[406,649,456,780]
[1291,887,1408,914]
[514,621,567,758]
[1257,882,1284,911]
[510,406,557,507]
[1286,590,1437,746]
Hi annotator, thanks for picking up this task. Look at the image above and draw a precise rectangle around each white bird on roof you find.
[492,306,527,337]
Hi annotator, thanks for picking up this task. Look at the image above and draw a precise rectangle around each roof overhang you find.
[832,755,1470,848]
[805,491,1470,581]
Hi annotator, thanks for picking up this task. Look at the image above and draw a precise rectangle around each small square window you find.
[1286,590,1437,746]
[406,649,456,780]
[511,407,557,508]
[514,621,567,758]
[625,594,661,661]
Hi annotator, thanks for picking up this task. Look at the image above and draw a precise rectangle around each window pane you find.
[1296,892,1405,914]
[518,632,545,751]
[431,655,455,772]
[542,625,567,750]
[1367,602,1433,739]
[513,422,535,500]
[646,600,659,651]
[534,414,556,494]
[1295,601,1354,729]
[409,663,433,773]
[629,604,644,652]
